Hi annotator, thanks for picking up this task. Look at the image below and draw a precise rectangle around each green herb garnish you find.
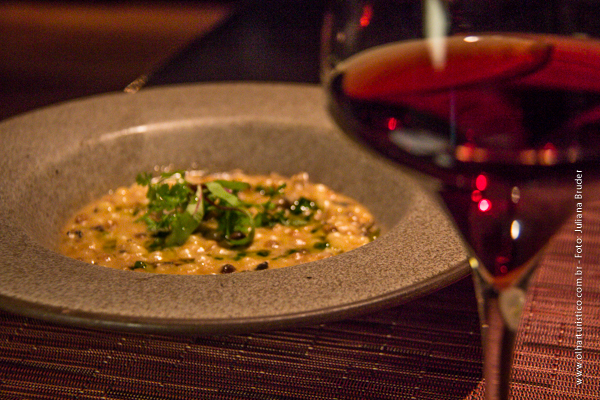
[132,261,149,270]
[313,241,329,250]
[135,171,320,251]
[290,197,317,215]
[136,171,199,249]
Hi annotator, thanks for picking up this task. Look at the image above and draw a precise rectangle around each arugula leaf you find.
[214,180,250,192]
[205,181,244,208]
[164,211,201,247]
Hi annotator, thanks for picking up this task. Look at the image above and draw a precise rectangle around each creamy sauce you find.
[59,171,379,275]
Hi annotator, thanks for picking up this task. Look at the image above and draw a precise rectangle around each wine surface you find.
[328,34,600,282]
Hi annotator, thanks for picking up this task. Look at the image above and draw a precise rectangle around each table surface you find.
[1,2,599,399]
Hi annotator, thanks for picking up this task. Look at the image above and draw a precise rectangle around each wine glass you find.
[321,1,600,399]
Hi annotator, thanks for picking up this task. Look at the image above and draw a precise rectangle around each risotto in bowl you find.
[0,83,468,334]
[60,170,381,275]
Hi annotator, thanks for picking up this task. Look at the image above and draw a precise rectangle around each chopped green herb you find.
[367,227,381,241]
[290,197,317,215]
[102,238,117,252]
[256,183,286,197]
[132,261,148,270]
[313,242,329,250]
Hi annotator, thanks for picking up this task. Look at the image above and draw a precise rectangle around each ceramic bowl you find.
[0,83,468,334]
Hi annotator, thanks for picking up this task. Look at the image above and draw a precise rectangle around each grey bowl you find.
[0,82,468,334]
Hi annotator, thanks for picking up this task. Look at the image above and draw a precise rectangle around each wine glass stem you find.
[480,295,517,400]
[472,266,526,400]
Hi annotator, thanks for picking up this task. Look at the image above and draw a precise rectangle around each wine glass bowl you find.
[321,1,600,399]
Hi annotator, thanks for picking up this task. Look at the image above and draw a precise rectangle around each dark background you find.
[3,0,599,122]
[0,0,325,122]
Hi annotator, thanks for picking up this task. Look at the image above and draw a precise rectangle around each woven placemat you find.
[1,203,598,399]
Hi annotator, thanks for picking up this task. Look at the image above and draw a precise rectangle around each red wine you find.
[327,34,600,282]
